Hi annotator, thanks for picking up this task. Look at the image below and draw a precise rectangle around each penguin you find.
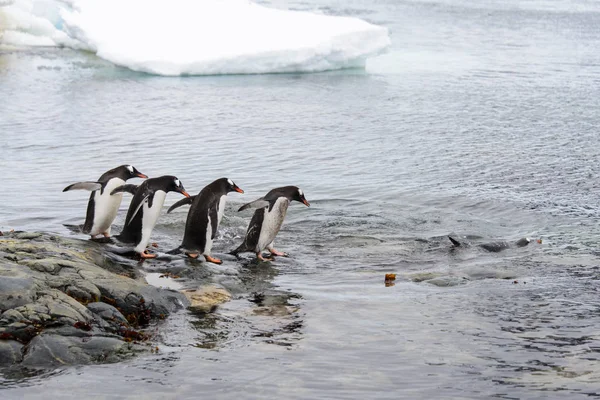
[167,177,244,264]
[112,175,190,259]
[448,236,542,252]
[62,165,147,238]
[231,186,310,262]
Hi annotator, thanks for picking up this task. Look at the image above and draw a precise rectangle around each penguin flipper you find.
[110,184,138,196]
[127,194,150,225]
[448,236,461,247]
[167,196,195,214]
[63,182,102,192]
[238,197,269,212]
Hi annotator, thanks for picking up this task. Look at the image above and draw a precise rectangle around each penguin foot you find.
[204,255,223,265]
[140,251,157,259]
[268,249,288,257]
[102,232,111,238]
[186,252,199,259]
[257,253,273,262]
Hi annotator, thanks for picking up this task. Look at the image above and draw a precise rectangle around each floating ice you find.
[1,0,391,75]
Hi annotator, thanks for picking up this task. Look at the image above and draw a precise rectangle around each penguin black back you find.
[82,165,147,234]
[181,178,237,250]
[232,185,309,259]
[263,186,310,210]
[117,175,188,245]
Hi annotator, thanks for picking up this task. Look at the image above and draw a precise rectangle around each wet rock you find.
[425,276,469,287]
[21,332,141,367]
[0,340,24,365]
[87,302,128,325]
[0,231,190,366]
[0,263,38,310]
[182,285,231,313]
[409,272,442,282]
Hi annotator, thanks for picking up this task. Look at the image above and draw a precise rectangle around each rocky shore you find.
[0,231,192,367]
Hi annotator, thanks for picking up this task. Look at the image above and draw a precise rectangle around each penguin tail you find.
[448,236,461,247]
[64,224,84,234]
[166,246,183,255]
[229,245,244,258]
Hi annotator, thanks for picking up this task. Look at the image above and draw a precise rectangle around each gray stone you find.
[0,340,24,365]
[87,302,128,325]
[0,232,190,367]
[21,332,141,367]
[0,263,38,311]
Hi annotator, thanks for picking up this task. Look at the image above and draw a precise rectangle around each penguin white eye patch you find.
[127,165,134,173]
[227,178,234,186]
[298,188,303,196]
[174,179,181,187]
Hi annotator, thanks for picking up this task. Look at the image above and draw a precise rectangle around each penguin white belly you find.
[203,195,226,255]
[135,191,167,253]
[203,215,213,256]
[90,178,125,236]
[217,195,227,226]
[257,198,289,252]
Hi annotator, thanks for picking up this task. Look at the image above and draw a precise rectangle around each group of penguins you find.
[63,164,310,263]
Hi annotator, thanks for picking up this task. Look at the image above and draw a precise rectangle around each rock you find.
[409,272,441,283]
[87,302,128,325]
[426,276,469,287]
[0,263,38,310]
[0,232,190,366]
[182,285,231,313]
[0,340,24,365]
[21,332,142,367]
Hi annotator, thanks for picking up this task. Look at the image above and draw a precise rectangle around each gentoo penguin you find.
[113,176,190,259]
[448,236,542,252]
[231,186,310,262]
[62,165,147,238]
[167,178,244,264]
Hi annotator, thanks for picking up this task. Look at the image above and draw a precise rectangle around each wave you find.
[0,0,391,75]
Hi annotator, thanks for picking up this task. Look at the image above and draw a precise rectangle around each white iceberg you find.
[1,0,391,76]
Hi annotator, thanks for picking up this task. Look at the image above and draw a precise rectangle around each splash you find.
[0,0,391,75]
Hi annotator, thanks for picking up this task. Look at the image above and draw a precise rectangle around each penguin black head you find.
[103,165,148,181]
[218,177,244,194]
[169,177,191,198]
[123,165,148,180]
[292,187,310,207]
[150,175,190,197]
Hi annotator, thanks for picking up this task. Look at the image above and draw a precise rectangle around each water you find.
[2,0,600,398]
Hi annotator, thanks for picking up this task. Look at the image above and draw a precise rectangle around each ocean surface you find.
[1,0,600,398]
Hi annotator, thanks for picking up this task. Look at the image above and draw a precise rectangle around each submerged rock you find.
[182,285,232,313]
[0,231,190,367]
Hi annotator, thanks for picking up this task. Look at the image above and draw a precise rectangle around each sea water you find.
[1,0,600,398]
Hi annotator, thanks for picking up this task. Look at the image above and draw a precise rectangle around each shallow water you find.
[2,0,600,398]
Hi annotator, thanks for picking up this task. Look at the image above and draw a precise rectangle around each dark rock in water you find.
[21,332,142,367]
[0,231,190,367]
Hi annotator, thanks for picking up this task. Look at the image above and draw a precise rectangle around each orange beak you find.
[234,186,244,194]
[537,239,543,244]
[302,198,310,207]
[137,173,148,179]
[181,191,190,198]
